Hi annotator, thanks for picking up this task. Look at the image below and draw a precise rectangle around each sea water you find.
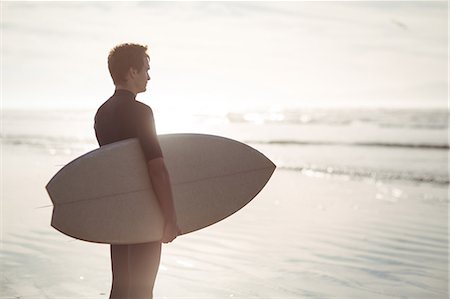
[1,107,448,298]
[3,107,448,185]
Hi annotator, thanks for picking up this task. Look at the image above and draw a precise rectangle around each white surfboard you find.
[46,134,276,244]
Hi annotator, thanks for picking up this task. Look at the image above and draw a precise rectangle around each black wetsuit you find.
[94,89,162,299]
[95,89,162,160]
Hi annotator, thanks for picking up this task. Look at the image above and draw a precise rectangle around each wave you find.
[0,134,97,152]
[2,134,448,186]
[3,134,447,150]
[226,108,449,130]
[246,140,449,150]
[279,165,449,185]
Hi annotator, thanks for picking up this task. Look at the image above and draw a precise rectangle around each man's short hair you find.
[108,43,149,85]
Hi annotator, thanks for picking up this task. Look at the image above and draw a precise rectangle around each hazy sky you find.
[2,1,448,112]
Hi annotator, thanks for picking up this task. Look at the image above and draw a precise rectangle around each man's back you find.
[94,89,162,161]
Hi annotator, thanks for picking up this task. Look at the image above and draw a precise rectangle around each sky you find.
[2,1,448,113]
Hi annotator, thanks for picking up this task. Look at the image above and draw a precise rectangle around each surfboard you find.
[46,133,276,244]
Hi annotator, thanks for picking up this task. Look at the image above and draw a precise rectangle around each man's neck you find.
[115,84,137,96]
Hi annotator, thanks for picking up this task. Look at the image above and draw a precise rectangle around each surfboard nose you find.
[158,133,277,235]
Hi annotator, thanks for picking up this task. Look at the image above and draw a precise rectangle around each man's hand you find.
[162,220,181,243]
[147,157,180,243]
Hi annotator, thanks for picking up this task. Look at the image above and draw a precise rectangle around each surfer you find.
[94,43,180,299]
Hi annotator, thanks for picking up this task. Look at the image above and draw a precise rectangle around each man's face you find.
[133,57,150,93]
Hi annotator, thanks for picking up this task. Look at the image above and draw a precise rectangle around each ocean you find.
[2,107,448,186]
[1,107,448,298]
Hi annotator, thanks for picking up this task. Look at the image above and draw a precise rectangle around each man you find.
[94,43,180,299]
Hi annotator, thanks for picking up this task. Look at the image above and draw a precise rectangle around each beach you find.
[3,1,448,297]
[1,108,448,298]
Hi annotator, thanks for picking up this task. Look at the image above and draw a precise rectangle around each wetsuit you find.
[94,89,162,298]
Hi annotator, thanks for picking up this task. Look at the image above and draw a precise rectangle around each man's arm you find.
[147,157,180,243]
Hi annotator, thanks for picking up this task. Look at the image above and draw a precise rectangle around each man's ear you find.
[125,67,137,81]
[130,67,138,77]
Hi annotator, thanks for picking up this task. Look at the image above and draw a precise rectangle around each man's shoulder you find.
[95,95,153,121]
[134,100,152,111]
[94,99,108,119]
[94,96,115,119]
[133,100,154,118]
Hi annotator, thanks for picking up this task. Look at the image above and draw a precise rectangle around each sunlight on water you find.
[154,107,230,134]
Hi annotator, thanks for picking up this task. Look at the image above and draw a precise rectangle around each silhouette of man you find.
[94,43,180,299]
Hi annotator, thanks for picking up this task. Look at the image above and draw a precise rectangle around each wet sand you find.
[1,144,448,298]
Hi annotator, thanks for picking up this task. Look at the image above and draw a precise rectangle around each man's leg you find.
[110,244,130,299]
[127,242,162,299]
